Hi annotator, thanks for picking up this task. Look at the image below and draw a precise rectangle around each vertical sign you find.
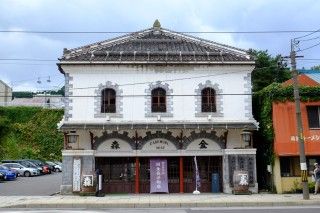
[150,158,169,193]
[194,156,201,190]
[73,158,81,192]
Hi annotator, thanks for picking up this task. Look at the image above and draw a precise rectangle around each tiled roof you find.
[282,74,319,87]
[59,23,254,64]
[300,70,320,83]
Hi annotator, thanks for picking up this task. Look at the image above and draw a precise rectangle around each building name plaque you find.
[149,139,169,150]
[72,158,81,192]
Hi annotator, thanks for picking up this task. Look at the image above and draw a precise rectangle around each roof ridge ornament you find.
[152,19,161,35]
[153,19,161,28]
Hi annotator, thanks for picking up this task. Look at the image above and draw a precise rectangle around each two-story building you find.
[273,70,320,193]
[57,21,259,195]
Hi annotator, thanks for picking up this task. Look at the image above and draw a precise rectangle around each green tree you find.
[12,91,34,98]
[249,49,291,92]
[311,65,320,70]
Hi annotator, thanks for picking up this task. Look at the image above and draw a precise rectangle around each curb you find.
[3,201,320,209]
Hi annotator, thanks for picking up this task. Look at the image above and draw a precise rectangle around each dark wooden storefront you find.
[96,156,222,194]
[96,157,135,193]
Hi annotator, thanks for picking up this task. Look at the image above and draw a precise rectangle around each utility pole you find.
[290,39,309,200]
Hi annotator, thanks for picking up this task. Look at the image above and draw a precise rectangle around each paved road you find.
[0,172,61,196]
[1,207,320,212]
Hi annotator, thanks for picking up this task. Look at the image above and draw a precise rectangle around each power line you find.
[297,58,320,61]
[1,65,279,91]
[298,35,320,42]
[0,58,57,62]
[297,40,320,52]
[0,57,315,63]
[0,93,254,98]
[0,63,55,66]
[72,66,277,91]
[294,28,320,40]
[0,30,319,34]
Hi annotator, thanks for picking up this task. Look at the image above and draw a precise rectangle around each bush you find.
[0,106,64,161]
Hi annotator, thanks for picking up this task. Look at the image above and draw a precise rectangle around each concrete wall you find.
[61,64,254,123]
[273,156,313,194]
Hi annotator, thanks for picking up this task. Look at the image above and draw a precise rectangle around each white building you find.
[57,21,259,195]
[0,80,12,106]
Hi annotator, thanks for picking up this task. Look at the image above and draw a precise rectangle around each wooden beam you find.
[179,156,184,193]
[135,157,140,194]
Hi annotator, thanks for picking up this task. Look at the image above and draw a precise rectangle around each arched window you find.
[201,87,216,112]
[101,88,116,113]
[151,88,166,112]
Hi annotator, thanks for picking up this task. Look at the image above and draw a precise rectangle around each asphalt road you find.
[1,207,320,213]
[0,172,61,196]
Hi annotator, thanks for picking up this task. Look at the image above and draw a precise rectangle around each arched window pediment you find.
[94,81,123,118]
[145,81,173,117]
[195,80,223,117]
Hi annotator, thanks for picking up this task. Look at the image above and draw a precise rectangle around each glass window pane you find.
[307,106,320,128]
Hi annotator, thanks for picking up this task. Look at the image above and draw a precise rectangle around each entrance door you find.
[96,157,135,193]
[168,157,179,193]
[139,157,179,193]
[184,156,222,193]
[139,157,150,193]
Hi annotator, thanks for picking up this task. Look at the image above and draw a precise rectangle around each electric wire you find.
[0,65,283,93]
[294,28,320,40]
[72,66,278,91]
[296,40,320,53]
[298,35,320,42]
[0,58,57,61]
[0,30,318,34]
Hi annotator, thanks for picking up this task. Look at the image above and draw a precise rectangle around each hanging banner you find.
[150,158,169,193]
[194,156,201,190]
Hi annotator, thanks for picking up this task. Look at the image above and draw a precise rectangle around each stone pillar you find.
[60,155,73,194]
[273,156,282,193]
[222,154,232,194]
[60,150,95,195]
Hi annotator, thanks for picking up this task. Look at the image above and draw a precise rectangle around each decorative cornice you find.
[138,131,180,150]
[93,131,135,150]
[182,130,226,149]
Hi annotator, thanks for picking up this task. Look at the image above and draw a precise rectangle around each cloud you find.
[12,82,39,92]
[1,0,320,90]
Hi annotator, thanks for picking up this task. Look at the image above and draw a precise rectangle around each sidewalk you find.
[1,193,320,208]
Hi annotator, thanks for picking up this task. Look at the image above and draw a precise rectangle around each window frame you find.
[201,87,216,113]
[101,88,116,113]
[306,106,320,129]
[280,157,300,177]
[151,87,167,113]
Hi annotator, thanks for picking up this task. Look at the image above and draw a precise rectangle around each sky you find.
[0,0,320,92]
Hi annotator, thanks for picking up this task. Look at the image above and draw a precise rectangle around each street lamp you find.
[241,129,252,148]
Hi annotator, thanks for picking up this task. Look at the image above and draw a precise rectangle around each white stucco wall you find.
[62,64,254,123]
